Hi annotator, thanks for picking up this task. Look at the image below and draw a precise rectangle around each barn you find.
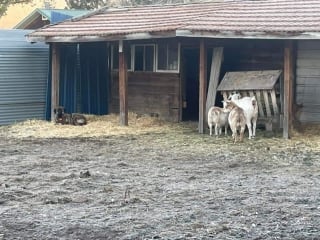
[26,0,320,138]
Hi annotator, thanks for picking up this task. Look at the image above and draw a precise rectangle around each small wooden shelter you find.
[25,0,320,139]
[217,70,282,130]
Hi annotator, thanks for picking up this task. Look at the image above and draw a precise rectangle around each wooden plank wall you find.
[110,72,180,122]
[296,41,320,123]
[220,41,284,99]
[222,41,284,72]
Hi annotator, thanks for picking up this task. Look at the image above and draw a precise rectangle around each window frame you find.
[156,42,180,73]
[111,42,180,73]
[132,44,156,72]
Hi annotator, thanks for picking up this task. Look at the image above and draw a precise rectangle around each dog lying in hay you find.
[71,113,87,126]
[53,106,87,126]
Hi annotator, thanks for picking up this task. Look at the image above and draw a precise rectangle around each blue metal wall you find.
[0,30,49,125]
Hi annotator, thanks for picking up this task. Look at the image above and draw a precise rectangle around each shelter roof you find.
[217,70,282,91]
[26,0,320,42]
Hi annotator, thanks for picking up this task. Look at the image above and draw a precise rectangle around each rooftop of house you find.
[26,0,320,42]
[15,8,90,29]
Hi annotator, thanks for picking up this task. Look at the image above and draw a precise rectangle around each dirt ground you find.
[0,116,320,240]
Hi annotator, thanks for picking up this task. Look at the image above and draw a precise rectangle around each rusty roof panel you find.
[27,0,320,42]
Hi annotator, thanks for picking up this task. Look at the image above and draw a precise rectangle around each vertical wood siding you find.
[296,41,320,123]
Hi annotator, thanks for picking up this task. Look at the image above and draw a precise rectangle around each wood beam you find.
[199,39,207,134]
[119,40,128,126]
[51,43,60,122]
[206,47,224,113]
[283,41,294,139]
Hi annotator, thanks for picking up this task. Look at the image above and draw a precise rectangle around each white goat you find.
[207,103,229,137]
[224,100,246,143]
[228,92,258,139]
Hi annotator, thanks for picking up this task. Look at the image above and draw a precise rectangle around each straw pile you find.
[0,112,178,139]
[1,112,320,151]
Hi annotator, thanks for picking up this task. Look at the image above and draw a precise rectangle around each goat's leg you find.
[240,126,245,142]
[231,128,236,143]
[246,121,253,139]
[252,119,257,138]
[224,123,228,136]
[209,123,213,136]
[215,124,219,136]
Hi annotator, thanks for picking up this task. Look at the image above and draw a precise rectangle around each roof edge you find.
[176,30,320,40]
[14,8,42,29]
[26,30,177,43]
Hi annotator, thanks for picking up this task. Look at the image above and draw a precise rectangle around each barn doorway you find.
[181,48,199,121]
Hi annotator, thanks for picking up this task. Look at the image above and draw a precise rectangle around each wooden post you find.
[51,43,60,122]
[199,39,207,133]
[206,47,223,113]
[119,40,128,126]
[283,41,294,139]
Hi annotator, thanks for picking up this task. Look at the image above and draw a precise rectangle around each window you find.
[133,44,155,71]
[111,42,179,73]
[157,42,179,72]
[111,45,132,70]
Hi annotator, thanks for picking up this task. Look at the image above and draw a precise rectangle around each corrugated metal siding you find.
[0,30,49,125]
[296,41,320,123]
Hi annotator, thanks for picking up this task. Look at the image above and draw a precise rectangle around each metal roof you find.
[26,0,320,42]
[14,8,90,29]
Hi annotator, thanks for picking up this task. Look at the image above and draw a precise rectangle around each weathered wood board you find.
[296,40,320,123]
[217,70,282,91]
[110,72,180,122]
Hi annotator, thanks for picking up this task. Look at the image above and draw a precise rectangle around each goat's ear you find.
[54,109,57,114]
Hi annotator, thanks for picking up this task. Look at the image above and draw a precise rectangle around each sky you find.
[0,0,67,29]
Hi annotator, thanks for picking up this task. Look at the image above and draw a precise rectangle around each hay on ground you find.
[1,112,320,150]
[0,112,179,139]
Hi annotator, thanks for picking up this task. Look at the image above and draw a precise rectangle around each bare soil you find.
[0,118,320,240]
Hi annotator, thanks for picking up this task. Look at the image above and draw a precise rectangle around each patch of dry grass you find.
[291,123,320,149]
[0,113,177,139]
[1,113,320,152]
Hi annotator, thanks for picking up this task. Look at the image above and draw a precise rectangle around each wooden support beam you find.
[51,43,60,122]
[206,47,223,113]
[119,40,128,126]
[283,41,294,139]
[198,39,207,134]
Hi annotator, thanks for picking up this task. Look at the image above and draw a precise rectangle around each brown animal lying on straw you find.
[54,106,87,126]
